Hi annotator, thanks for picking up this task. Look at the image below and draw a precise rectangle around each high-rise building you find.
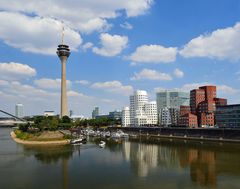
[122,107,130,127]
[156,90,189,126]
[57,24,71,118]
[92,107,99,119]
[144,101,158,125]
[15,103,24,118]
[129,90,157,126]
[156,90,189,110]
[180,85,227,127]
[130,90,148,126]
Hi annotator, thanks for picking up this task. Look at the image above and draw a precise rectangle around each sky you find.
[0,0,240,117]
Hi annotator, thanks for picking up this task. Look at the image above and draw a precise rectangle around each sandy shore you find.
[11,131,70,146]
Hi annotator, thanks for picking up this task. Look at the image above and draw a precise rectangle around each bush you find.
[58,123,72,129]
[19,123,30,132]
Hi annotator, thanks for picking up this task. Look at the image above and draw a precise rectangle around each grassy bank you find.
[14,130,71,141]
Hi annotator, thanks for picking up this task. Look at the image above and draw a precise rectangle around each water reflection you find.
[121,138,240,188]
[3,128,239,189]
[23,145,75,189]
[23,145,74,164]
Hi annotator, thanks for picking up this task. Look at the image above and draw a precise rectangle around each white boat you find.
[111,130,129,138]
[70,134,87,144]
[99,141,106,148]
[70,138,83,144]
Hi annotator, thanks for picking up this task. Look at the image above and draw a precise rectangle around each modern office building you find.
[180,85,227,127]
[130,90,149,126]
[169,108,180,125]
[144,101,158,125]
[129,90,157,127]
[92,107,99,119]
[215,104,240,128]
[15,103,24,118]
[57,25,71,118]
[156,90,189,126]
[122,107,130,127]
[109,110,122,120]
[156,90,189,110]
[159,107,171,126]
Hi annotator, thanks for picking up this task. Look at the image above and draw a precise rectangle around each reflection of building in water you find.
[122,141,131,161]
[126,142,158,177]
[179,149,216,188]
[157,146,180,168]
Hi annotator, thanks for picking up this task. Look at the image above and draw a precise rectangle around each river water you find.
[1,128,240,189]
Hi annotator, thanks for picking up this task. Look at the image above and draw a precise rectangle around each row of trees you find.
[19,116,121,132]
[74,117,121,127]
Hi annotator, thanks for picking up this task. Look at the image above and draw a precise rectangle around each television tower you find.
[57,23,71,118]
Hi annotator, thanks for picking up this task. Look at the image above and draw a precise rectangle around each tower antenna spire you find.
[61,21,64,45]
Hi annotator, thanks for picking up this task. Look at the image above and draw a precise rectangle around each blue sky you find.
[0,0,240,117]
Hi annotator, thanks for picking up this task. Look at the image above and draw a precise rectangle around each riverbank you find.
[11,131,70,145]
[109,127,240,143]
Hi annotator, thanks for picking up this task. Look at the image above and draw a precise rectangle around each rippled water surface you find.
[1,128,240,189]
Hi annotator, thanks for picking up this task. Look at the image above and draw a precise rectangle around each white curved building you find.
[127,90,157,127]
[122,107,130,127]
[144,101,158,125]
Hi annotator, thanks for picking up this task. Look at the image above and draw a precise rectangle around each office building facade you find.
[15,103,24,118]
[215,104,240,128]
[156,90,189,126]
[129,90,157,127]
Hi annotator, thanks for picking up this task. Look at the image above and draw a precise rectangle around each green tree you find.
[61,116,71,123]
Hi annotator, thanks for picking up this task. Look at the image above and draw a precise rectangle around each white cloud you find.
[0,80,122,117]
[0,0,153,34]
[0,12,82,55]
[179,23,240,61]
[82,42,93,51]
[0,62,36,80]
[34,78,71,89]
[93,33,128,57]
[67,90,91,98]
[120,22,133,30]
[128,45,177,64]
[91,80,133,95]
[173,68,184,78]
[0,80,9,86]
[75,80,90,85]
[131,69,172,81]
[178,82,239,95]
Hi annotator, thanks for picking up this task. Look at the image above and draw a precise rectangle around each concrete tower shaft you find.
[57,44,71,118]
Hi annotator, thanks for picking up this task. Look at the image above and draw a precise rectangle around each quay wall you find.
[109,127,240,142]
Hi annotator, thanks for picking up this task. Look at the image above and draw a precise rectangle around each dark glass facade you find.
[215,104,240,128]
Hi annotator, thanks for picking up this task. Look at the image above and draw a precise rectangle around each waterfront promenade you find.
[109,127,240,143]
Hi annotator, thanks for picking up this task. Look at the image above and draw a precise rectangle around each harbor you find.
[1,127,240,189]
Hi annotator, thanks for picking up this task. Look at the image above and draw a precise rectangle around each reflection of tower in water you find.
[62,158,69,189]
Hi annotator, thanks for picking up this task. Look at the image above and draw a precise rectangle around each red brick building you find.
[179,113,198,128]
[179,85,227,127]
[180,106,191,116]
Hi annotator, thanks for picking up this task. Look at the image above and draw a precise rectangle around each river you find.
[1,127,240,189]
